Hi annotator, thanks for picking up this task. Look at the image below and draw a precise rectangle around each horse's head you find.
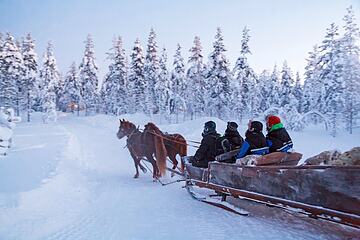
[117,119,136,139]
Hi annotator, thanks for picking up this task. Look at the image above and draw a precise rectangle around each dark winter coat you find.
[192,131,220,168]
[266,124,293,153]
[236,130,268,159]
[224,129,244,150]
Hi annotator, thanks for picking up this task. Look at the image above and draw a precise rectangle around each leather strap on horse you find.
[141,128,200,149]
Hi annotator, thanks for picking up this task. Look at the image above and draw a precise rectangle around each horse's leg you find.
[146,153,160,179]
[130,151,140,178]
[168,152,178,177]
[139,161,147,174]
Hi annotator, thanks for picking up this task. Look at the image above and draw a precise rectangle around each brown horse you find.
[144,122,187,173]
[117,119,167,179]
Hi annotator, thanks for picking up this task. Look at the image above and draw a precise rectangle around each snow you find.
[0,113,359,239]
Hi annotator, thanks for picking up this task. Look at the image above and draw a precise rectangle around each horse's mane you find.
[144,122,167,176]
[145,122,163,135]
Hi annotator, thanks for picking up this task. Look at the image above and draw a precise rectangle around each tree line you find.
[0,6,359,136]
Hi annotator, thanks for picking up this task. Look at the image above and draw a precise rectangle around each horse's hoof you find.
[134,174,139,178]
[171,172,175,178]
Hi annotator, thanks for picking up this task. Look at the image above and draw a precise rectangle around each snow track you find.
[0,114,358,239]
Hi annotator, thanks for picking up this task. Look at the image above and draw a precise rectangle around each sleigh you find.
[182,152,360,228]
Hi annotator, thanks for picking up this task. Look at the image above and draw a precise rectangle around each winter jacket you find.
[266,123,293,153]
[236,130,269,159]
[224,129,244,150]
[193,131,221,168]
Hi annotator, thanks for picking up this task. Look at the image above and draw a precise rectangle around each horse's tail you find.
[179,136,188,172]
[153,131,167,177]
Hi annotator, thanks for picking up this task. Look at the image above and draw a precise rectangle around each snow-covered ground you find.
[0,113,359,240]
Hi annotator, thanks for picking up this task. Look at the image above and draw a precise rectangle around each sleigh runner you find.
[182,156,360,228]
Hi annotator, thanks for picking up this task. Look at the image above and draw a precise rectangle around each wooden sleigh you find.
[182,152,360,228]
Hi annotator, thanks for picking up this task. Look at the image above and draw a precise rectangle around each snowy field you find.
[0,113,359,240]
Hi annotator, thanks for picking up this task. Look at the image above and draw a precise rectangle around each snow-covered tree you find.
[233,27,257,119]
[303,45,321,114]
[187,36,205,119]
[128,38,146,113]
[318,23,345,137]
[0,33,24,112]
[155,47,171,122]
[170,44,186,122]
[79,34,99,115]
[102,36,128,115]
[21,33,38,121]
[341,6,360,134]
[268,65,281,108]
[144,28,160,115]
[258,70,271,112]
[62,62,81,115]
[292,72,303,113]
[279,61,294,108]
[40,42,59,122]
[206,27,232,119]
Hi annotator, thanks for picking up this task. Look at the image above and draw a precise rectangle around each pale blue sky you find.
[1,0,359,80]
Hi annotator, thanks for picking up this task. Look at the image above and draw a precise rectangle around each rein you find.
[141,128,200,149]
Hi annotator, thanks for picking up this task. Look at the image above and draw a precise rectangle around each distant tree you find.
[102,36,128,115]
[62,62,81,115]
[155,47,171,122]
[0,33,24,113]
[40,42,60,122]
[206,27,232,119]
[292,71,303,113]
[341,6,360,134]
[187,36,205,119]
[279,61,294,108]
[144,28,160,115]
[268,65,281,108]
[318,23,344,137]
[79,34,99,115]
[303,45,321,115]
[21,33,38,121]
[170,44,186,122]
[128,38,146,113]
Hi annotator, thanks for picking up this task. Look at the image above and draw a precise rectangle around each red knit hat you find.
[267,115,281,128]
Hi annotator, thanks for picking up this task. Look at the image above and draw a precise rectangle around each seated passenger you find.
[265,115,293,153]
[190,121,220,168]
[236,120,269,159]
[223,121,244,151]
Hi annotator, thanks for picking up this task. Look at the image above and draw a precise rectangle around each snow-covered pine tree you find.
[268,65,281,108]
[293,71,303,113]
[103,36,128,115]
[232,27,257,120]
[302,45,322,117]
[62,62,81,115]
[187,36,205,119]
[206,27,232,119]
[341,5,360,134]
[21,33,38,121]
[279,61,294,108]
[318,23,345,137]
[79,34,99,116]
[0,32,4,107]
[0,33,24,112]
[155,47,171,123]
[170,44,187,122]
[144,28,160,115]
[258,70,271,112]
[40,42,59,122]
[128,38,146,113]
